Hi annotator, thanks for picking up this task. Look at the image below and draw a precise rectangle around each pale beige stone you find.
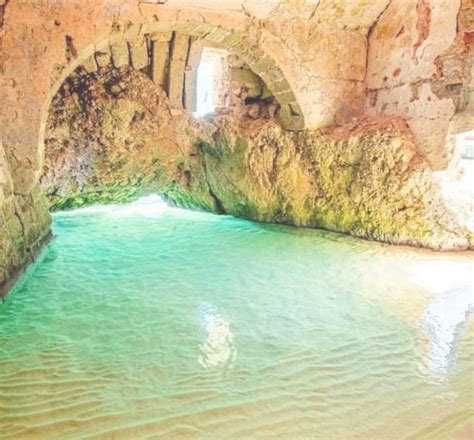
[110,41,130,68]
[278,104,305,130]
[82,56,98,73]
[167,33,190,106]
[231,68,263,98]
[149,32,173,42]
[152,40,171,89]
[94,50,111,68]
[129,39,149,70]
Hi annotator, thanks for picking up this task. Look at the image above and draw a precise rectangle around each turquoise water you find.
[0,196,473,439]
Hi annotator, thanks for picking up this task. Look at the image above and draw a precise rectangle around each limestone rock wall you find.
[0,0,51,297]
[41,65,281,211]
[365,0,473,169]
[0,141,51,297]
[201,119,473,250]
[42,66,473,251]
[42,66,217,212]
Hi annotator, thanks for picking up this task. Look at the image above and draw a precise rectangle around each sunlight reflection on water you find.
[420,286,473,380]
[408,259,473,379]
[198,304,236,370]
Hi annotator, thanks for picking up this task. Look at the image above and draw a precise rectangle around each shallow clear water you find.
[1,196,473,439]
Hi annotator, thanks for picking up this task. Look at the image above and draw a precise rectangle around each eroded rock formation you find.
[42,66,217,212]
[42,66,473,250]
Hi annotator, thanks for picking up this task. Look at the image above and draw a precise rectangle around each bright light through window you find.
[194,47,229,118]
[195,61,214,117]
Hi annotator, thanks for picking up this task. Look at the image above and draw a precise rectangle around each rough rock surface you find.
[42,67,473,251]
[0,144,51,297]
[203,119,473,250]
[0,0,51,297]
[42,66,218,212]
[366,0,473,169]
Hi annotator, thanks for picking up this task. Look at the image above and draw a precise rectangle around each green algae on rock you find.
[41,66,473,251]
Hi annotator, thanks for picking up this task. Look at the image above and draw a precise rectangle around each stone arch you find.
[0,4,312,296]
[38,20,305,171]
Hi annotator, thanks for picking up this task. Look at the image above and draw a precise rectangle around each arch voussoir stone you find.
[94,49,112,69]
[129,39,149,70]
[167,33,191,107]
[150,32,172,89]
[205,26,233,44]
[110,41,130,68]
[242,48,304,130]
[83,56,99,74]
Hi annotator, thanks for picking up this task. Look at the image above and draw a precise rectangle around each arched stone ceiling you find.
[45,20,306,139]
[78,27,305,130]
[0,0,432,194]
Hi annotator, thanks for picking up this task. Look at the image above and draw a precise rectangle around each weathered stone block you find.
[206,26,231,44]
[192,22,214,37]
[0,185,51,298]
[231,68,263,98]
[94,50,111,68]
[258,68,285,85]
[173,21,210,37]
[168,33,190,107]
[129,39,149,70]
[289,103,303,117]
[152,40,171,89]
[149,32,173,43]
[265,78,289,94]
[274,90,296,105]
[219,32,242,50]
[261,84,273,100]
[186,37,204,66]
[278,104,305,130]
[82,56,98,73]
[110,41,130,68]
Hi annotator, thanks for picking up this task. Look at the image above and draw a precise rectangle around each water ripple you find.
[0,197,472,439]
